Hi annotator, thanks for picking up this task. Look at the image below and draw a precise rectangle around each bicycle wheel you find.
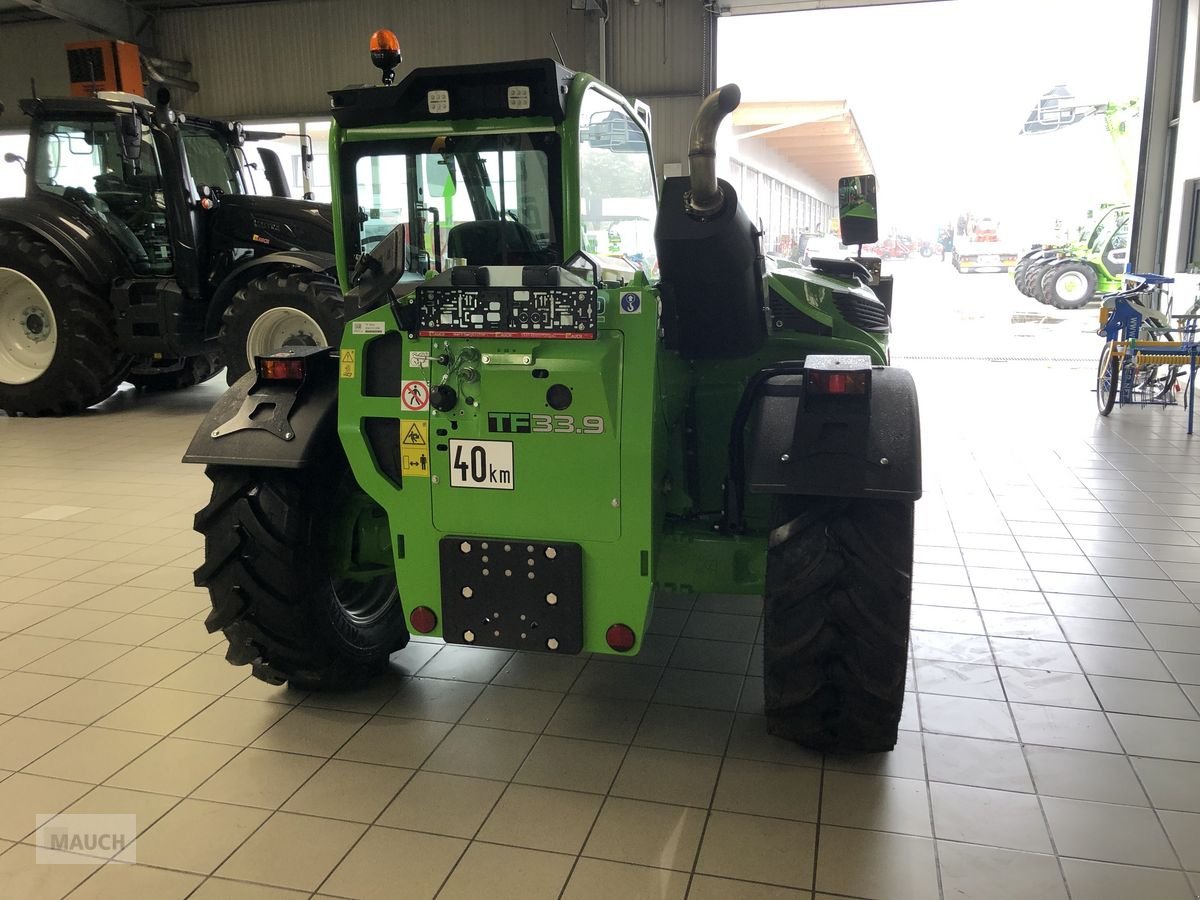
[1097,341,1118,415]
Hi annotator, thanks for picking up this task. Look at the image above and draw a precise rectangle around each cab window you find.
[577,88,657,275]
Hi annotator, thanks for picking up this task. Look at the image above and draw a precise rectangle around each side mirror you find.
[838,174,878,247]
[116,113,141,162]
[257,148,290,198]
[3,152,25,173]
[346,223,407,317]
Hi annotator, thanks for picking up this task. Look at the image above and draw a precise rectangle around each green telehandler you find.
[1014,204,1129,309]
[185,36,921,752]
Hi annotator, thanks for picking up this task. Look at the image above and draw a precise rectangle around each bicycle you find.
[1095,274,1200,415]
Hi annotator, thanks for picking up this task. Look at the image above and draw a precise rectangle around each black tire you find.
[763,497,914,753]
[0,228,130,416]
[1023,257,1054,299]
[193,447,409,689]
[1096,340,1117,415]
[127,353,222,392]
[1013,259,1032,295]
[219,269,343,385]
[1042,260,1097,309]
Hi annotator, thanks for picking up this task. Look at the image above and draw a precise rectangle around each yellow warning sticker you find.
[400,420,430,478]
[339,348,356,379]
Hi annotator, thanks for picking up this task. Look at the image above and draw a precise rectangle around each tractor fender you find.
[745,367,922,501]
[0,195,127,285]
[205,249,336,339]
[182,347,339,470]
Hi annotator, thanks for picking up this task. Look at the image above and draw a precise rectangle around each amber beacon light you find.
[370,29,402,85]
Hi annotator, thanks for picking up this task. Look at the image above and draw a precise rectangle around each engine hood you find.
[209,195,334,254]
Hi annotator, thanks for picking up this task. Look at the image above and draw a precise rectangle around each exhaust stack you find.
[685,84,741,219]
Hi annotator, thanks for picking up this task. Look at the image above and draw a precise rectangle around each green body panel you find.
[330,67,894,656]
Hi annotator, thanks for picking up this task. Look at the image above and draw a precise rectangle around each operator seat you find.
[446,219,538,266]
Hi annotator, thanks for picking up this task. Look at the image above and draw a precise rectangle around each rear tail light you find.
[605,623,636,652]
[804,355,872,397]
[410,606,437,634]
[256,356,306,382]
[806,369,869,396]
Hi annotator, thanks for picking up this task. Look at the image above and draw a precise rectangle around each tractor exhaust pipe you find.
[685,84,741,219]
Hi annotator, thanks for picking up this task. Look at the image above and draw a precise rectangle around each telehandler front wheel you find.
[194,447,409,689]
[763,496,914,753]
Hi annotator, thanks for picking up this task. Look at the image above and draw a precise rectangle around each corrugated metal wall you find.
[0,20,100,132]
[152,0,591,118]
[0,0,712,167]
[607,0,711,170]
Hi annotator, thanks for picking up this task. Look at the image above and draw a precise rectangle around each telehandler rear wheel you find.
[194,445,409,689]
[763,497,914,753]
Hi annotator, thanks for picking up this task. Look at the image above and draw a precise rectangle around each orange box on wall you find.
[65,40,143,97]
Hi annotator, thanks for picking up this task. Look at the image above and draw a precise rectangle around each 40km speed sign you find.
[449,440,514,490]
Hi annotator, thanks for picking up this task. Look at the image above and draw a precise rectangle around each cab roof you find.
[329,58,576,129]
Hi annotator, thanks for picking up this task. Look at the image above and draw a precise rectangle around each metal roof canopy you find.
[715,0,948,14]
[731,100,874,186]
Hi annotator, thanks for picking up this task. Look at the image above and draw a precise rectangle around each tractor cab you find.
[0,86,337,413]
[327,56,658,294]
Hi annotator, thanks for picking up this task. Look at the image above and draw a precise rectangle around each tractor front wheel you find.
[194,447,409,689]
[0,229,129,416]
[220,270,343,384]
[763,497,914,752]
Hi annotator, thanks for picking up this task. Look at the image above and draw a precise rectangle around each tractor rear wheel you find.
[1043,261,1097,309]
[763,497,914,752]
[0,229,129,416]
[194,445,409,689]
[220,270,343,385]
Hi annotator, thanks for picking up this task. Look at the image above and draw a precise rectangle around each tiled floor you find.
[0,360,1199,899]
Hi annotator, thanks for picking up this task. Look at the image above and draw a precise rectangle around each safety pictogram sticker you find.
[400,420,430,478]
[339,349,356,379]
[619,291,641,314]
[401,380,430,411]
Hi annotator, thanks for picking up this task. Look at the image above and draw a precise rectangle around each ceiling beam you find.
[13,0,153,45]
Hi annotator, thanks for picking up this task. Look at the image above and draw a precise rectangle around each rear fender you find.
[204,249,336,340]
[746,366,921,501]
[0,195,127,285]
[182,347,339,469]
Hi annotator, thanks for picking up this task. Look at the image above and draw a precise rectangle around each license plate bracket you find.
[439,537,583,653]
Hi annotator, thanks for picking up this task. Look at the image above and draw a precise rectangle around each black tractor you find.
[0,88,340,416]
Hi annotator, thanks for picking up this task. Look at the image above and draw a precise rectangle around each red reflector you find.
[410,606,437,634]
[605,623,636,652]
[806,369,868,396]
[257,357,306,381]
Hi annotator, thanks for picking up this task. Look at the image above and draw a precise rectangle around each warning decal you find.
[400,420,430,478]
[339,349,356,379]
[401,380,430,411]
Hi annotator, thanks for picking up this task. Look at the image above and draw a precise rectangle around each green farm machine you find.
[186,36,922,752]
[1013,204,1130,309]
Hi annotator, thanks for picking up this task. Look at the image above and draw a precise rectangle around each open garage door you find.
[718,0,944,13]
[718,0,1153,364]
